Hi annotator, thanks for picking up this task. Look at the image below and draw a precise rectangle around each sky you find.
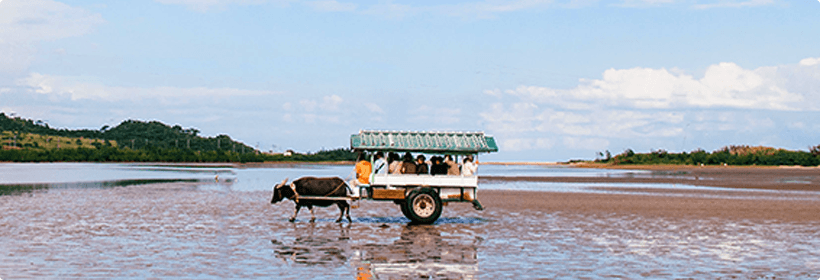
[1,0,819,162]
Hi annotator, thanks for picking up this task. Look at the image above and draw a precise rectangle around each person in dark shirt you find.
[415,155,428,175]
[430,156,448,175]
[401,152,416,174]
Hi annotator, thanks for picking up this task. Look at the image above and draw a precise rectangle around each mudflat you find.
[479,165,820,222]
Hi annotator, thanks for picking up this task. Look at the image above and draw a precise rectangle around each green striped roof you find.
[350,130,498,154]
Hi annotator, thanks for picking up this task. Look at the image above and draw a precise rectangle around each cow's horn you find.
[275,178,288,189]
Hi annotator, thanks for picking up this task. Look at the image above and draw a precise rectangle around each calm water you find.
[1,163,819,279]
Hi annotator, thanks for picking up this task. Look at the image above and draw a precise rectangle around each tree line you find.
[597,145,820,166]
[0,113,356,163]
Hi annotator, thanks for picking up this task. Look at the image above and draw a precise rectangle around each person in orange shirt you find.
[349,153,371,198]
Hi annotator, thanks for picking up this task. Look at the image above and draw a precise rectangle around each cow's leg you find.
[335,202,345,223]
[289,205,301,222]
[308,205,316,223]
[337,201,352,223]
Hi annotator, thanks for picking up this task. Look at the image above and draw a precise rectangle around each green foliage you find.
[600,145,820,167]
[0,113,356,163]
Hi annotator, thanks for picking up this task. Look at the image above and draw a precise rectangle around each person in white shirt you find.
[373,152,387,175]
[461,155,478,176]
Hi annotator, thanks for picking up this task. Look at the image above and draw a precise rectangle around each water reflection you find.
[270,223,480,279]
[353,225,479,280]
[0,178,213,196]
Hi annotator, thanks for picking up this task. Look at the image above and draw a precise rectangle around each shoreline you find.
[481,164,820,192]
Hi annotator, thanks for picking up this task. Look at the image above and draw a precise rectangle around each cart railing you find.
[370,174,478,188]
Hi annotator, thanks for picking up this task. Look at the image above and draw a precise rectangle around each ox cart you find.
[274,130,498,224]
[351,130,498,224]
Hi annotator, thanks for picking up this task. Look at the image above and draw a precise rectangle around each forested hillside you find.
[0,113,356,162]
[596,145,820,167]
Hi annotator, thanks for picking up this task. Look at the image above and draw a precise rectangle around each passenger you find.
[373,151,387,174]
[462,155,477,176]
[430,156,448,175]
[415,155,428,175]
[401,152,416,174]
[388,152,402,174]
[349,153,371,198]
[445,155,460,175]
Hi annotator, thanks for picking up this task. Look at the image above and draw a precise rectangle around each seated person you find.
[348,153,371,197]
[388,152,402,174]
[445,155,460,175]
[415,155,429,175]
[430,156,448,175]
[462,155,478,176]
[400,152,416,174]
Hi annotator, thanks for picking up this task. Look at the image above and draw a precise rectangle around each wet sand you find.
[2,165,820,278]
[480,165,820,222]
[482,164,820,191]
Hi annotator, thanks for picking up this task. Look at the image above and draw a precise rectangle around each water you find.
[1,163,818,279]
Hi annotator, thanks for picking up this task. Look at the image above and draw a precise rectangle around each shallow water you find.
[1,183,819,279]
[2,163,819,279]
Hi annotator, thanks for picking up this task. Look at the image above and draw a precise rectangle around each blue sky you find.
[1,0,819,161]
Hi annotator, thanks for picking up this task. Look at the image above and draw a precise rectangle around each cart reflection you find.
[270,223,479,279]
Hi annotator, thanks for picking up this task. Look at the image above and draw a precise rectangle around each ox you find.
[271,177,352,223]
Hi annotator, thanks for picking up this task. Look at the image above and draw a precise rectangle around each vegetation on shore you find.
[0,113,356,163]
[596,145,820,167]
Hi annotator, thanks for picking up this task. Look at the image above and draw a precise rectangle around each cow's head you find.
[271,178,290,204]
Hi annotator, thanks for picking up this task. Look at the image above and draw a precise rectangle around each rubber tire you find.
[403,188,442,224]
[399,201,411,218]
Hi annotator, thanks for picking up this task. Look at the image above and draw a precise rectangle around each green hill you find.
[0,113,355,163]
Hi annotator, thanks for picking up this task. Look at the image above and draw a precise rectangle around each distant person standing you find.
[445,155,460,175]
[415,155,428,175]
[462,155,477,176]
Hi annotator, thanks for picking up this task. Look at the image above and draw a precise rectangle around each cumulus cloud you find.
[480,57,820,155]
[800,57,820,66]
[506,61,815,111]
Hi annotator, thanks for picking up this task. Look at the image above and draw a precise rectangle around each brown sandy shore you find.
[476,164,820,223]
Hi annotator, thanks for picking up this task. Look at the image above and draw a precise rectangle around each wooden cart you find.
[349,130,498,224]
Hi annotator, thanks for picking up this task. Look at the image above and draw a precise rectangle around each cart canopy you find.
[350,130,498,155]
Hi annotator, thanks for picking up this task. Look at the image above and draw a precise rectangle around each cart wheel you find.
[403,188,442,224]
[399,201,410,218]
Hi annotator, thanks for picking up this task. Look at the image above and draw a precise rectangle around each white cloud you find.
[800,57,820,66]
[480,58,820,154]
[17,73,277,102]
[153,0,290,12]
[692,0,773,9]
[563,136,609,150]
[305,0,356,12]
[411,105,462,125]
[501,137,555,152]
[365,103,385,114]
[0,0,104,74]
[510,61,814,111]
